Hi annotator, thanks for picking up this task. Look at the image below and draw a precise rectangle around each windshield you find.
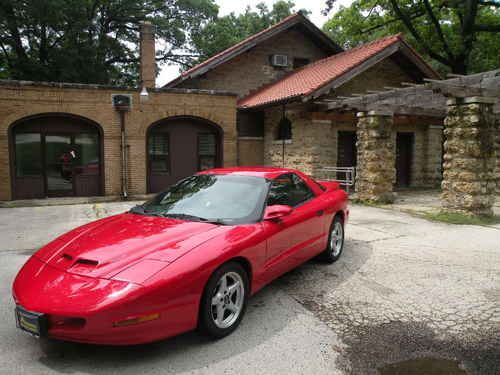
[131,174,270,225]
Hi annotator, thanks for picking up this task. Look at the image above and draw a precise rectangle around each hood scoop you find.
[74,258,99,266]
[68,258,100,274]
[61,253,98,267]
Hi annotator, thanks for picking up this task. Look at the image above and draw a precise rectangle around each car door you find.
[263,173,325,280]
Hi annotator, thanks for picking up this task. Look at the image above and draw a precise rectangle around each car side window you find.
[267,173,314,207]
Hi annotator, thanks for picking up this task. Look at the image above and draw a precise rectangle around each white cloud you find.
[157,0,353,86]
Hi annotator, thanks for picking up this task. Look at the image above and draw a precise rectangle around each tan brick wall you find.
[238,138,264,166]
[0,84,236,201]
[177,28,329,98]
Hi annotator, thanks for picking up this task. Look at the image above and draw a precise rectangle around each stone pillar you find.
[355,111,396,202]
[442,97,497,216]
[139,21,156,88]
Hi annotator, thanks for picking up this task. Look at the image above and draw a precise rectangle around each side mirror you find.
[263,205,293,221]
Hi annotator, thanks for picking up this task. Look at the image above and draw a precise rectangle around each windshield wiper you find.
[129,205,167,218]
[162,213,226,225]
[129,204,146,215]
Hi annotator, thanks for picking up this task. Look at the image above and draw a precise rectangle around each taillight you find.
[112,313,160,327]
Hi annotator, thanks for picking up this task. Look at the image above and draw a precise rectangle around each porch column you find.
[442,97,497,216]
[355,110,395,202]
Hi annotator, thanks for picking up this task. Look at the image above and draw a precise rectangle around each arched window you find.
[275,116,292,141]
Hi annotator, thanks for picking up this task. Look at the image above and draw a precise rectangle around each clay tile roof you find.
[238,34,436,109]
[164,12,342,88]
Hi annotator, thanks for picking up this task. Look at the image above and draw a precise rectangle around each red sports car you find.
[13,167,348,345]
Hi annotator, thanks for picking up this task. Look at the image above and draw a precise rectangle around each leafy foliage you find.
[0,0,218,85]
[191,1,306,65]
[323,0,500,74]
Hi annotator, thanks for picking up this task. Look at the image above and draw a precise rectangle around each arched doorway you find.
[147,117,223,193]
[10,114,103,199]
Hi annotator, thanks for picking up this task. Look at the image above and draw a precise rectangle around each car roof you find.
[197,166,300,180]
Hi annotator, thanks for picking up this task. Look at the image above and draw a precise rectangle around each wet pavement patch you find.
[378,357,466,375]
[333,321,499,375]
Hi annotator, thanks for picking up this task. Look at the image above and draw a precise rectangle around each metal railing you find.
[321,166,356,193]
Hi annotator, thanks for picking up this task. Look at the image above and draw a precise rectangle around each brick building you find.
[166,13,446,193]
[2,13,493,203]
[0,23,237,201]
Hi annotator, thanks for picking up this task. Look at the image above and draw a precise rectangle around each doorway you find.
[11,115,102,199]
[395,132,414,187]
[147,117,222,193]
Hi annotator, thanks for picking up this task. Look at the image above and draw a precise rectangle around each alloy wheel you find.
[210,271,245,329]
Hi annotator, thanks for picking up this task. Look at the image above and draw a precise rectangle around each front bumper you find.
[13,256,191,345]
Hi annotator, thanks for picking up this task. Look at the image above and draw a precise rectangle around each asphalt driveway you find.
[0,201,498,374]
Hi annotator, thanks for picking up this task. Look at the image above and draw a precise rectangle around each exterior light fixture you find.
[140,86,149,102]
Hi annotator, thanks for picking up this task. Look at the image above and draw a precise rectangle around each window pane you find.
[198,134,216,156]
[148,134,169,173]
[267,174,313,207]
[267,175,294,206]
[15,133,42,177]
[149,134,169,156]
[199,156,216,171]
[45,135,73,191]
[74,133,100,175]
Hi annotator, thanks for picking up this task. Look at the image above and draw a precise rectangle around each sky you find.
[156,0,353,86]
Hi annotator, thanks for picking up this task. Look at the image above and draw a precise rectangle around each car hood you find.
[33,213,228,281]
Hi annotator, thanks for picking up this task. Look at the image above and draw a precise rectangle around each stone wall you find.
[238,137,264,166]
[262,107,443,190]
[424,125,444,187]
[496,116,500,194]
[441,97,496,216]
[0,82,237,201]
[263,107,336,176]
[177,28,329,98]
[355,111,395,202]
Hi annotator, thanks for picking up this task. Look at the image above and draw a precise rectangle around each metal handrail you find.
[321,166,356,193]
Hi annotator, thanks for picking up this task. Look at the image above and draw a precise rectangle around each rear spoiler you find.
[317,180,340,192]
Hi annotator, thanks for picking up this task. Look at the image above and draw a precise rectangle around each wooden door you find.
[148,119,221,193]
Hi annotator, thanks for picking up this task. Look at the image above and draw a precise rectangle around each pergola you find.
[316,69,500,216]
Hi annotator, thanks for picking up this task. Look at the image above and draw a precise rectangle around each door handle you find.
[316,210,324,217]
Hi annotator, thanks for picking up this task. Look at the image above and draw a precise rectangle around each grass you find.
[421,211,500,225]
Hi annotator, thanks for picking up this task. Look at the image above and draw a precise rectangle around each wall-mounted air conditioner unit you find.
[271,54,288,67]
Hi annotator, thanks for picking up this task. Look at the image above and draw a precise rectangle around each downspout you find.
[282,103,286,168]
[114,105,129,199]
[120,110,128,199]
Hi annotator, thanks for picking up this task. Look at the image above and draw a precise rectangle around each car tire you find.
[199,261,249,339]
[319,214,345,263]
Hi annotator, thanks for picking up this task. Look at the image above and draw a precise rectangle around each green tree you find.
[191,1,307,64]
[322,0,500,74]
[0,0,218,85]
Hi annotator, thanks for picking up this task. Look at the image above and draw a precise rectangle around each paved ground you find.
[0,201,498,374]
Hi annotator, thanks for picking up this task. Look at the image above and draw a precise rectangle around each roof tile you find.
[238,34,403,109]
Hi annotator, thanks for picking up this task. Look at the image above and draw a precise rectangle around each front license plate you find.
[15,306,46,337]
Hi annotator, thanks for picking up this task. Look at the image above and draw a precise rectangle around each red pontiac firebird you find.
[13,167,348,345]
